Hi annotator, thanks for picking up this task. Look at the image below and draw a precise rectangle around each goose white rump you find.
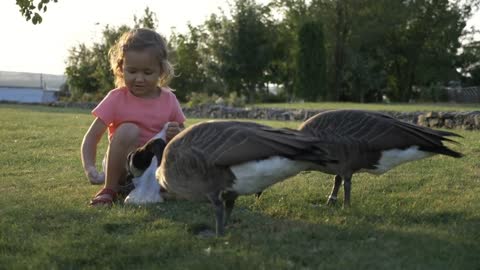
[362,146,434,175]
[228,156,312,194]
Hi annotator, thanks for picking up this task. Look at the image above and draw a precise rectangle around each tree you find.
[15,0,58,24]
[459,40,480,86]
[205,0,275,103]
[318,0,478,102]
[64,8,156,101]
[133,7,157,29]
[65,44,100,100]
[382,0,471,101]
[295,19,327,101]
[169,25,212,101]
[268,0,308,101]
[330,0,349,101]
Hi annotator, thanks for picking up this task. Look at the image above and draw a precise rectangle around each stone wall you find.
[45,102,480,130]
[182,105,480,130]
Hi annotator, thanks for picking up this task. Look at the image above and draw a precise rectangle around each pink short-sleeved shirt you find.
[92,87,186,146]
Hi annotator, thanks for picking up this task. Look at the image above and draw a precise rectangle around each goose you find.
[297,109,463,207]
[134,120,334,236]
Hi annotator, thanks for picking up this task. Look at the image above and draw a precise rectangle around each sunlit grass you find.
[0,103,479,269]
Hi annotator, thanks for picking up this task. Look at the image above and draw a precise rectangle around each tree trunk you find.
[331,0,349,101]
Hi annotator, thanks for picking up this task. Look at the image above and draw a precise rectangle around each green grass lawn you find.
[1,104,479,269]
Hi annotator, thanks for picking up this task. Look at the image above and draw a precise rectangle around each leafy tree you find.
[382,0,471,101]
[65,25,130,101]
[295,19,327,101]
[328,0,349,101]
[318,0,478,102]
[65,44,99,100]
[459,40,480,86]
[38,0,480,103]
[64,9,156,101]
[15,0,58,24]
[268,0,308,101]
[133,7,157,29]
[169,25,212,101]
[205,0,275,103]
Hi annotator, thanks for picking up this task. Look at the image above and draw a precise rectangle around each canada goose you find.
[152,120,334,236]
[298,109,463,207]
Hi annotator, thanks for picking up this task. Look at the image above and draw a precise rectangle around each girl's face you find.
[122,49,162,98]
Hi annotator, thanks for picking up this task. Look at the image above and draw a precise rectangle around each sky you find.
[0,0,479,75]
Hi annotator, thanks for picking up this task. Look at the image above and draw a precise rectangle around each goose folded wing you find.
[207,125,329,166]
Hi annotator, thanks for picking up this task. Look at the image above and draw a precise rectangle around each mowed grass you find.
[0,103,479,269]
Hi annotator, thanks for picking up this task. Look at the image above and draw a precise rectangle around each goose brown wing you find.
[300,110,462,157]
[173,121,330,167]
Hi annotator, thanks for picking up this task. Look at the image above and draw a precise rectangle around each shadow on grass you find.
[2,194,479,269]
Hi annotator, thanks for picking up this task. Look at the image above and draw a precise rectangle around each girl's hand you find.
[166,122,183,141]
[85,166,105,185]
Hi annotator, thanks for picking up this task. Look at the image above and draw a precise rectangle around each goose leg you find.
[222,191,238,226]
[327,175,343,206]
[343,175,352,208]
[207,191,225,236]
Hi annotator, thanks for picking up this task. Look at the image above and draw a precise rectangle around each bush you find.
[186,92,247,108]
[226,92,246,107]
[186,92,220,107]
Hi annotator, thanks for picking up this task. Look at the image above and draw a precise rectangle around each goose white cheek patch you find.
[125,156,163,204]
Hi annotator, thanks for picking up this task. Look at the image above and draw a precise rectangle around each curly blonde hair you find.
[109,28,174,88]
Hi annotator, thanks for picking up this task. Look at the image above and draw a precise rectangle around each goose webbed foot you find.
[189,223,216,238]
[326,195,338,206]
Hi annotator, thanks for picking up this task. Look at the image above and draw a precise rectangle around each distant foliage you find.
[186,92,219,107]
[295,19,327,101]
[57,0,480,103]
[169,25,213,102]
[64,9,154,101]
[186,91,246,108]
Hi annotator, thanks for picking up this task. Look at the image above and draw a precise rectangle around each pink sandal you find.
[89,188,117,207]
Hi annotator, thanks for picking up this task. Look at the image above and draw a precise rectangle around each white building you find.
[0,71,66,103]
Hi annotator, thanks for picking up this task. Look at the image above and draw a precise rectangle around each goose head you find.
[126,123,169,178]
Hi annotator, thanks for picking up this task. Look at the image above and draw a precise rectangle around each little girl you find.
[81,28,186,206]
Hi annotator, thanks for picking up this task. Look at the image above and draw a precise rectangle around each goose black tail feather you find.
[394,120,463,146]
[420,145,464,158]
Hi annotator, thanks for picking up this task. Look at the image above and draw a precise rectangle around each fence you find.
[446,86,480,103]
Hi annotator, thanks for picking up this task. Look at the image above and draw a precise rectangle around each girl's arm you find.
[81,117,108,184]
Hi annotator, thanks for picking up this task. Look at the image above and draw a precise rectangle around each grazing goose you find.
[153,120,334,236]
[298,110,463,207]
